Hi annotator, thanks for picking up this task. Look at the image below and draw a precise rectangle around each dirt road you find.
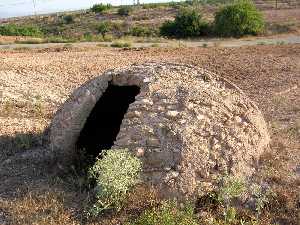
[1,34,300,50]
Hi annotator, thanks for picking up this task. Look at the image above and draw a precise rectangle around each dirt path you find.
[0,34,300,49]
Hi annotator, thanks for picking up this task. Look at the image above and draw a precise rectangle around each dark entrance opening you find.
[76,83,140,159]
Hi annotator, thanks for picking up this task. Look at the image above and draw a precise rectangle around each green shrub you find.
[214,0,265,37]
[63,15,74,24]
[0,24,43,37]
[91,3,112,13]
[88,149,141,216]
[118,6,133,16]
[160,7,210,38]
[111,40,132,48]
[129,26,157,37]
[129,201,198,225]
[97,22,111,38]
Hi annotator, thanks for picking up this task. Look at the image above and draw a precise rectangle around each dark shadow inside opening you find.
[76,83,140,159]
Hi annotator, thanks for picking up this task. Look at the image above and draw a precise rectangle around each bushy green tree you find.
[214,0,265,37]
[160,7,210,38]
[91,3,112,13]
[118,6,133,16]
[63,15,74,24]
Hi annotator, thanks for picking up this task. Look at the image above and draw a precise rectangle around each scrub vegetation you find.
[0,0,298,44]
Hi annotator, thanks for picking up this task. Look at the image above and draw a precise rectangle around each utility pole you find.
[32,0,37,16]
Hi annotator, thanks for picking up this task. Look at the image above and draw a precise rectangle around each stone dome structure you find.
[49,62,270,200]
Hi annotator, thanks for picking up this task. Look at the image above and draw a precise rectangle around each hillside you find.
[0,1,300,44]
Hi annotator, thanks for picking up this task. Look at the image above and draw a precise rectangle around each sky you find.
[0,0,177,19]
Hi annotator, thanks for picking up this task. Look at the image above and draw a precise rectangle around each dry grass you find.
[1,191,79,225]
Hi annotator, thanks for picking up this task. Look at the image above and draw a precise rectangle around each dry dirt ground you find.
[0,44,299,224]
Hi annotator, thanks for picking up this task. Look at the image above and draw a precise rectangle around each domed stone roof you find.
[49,62,270,200]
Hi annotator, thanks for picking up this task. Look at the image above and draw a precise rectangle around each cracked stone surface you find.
[49,62,270,200]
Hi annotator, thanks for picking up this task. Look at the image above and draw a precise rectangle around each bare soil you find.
[0,44,299,224]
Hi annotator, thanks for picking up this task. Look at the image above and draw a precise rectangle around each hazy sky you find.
[0,0,175,18]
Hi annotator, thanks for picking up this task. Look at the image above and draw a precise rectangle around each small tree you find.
[118,6,133,16]
[91,3,112,13]
[214,0,265,37]
[160,7,209,38]
[97,22,111,38]
[63,15,74,24]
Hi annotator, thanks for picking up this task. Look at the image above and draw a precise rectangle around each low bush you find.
[97,22,111,38]
[160,7,210,38]
[63,15,74,24]
[87,149,141,216]
[46,36,75,43]
[111,40,132,48]
[0,24,43,37]
[129,201,198,225]
[129,26,157,37]
[90,3,112,13]
[214,0,265,37]
[118,6,133,16]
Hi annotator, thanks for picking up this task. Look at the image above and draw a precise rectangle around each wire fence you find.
[254,0,300,9]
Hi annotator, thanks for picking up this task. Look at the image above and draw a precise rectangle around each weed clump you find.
[87,149,141,216]
[111,40,132,48]
[214,0,265,37]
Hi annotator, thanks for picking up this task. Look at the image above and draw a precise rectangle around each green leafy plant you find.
[88,149,142,216]
[129,201,198,225]
[118,6,133,16]
[90,3,112,13]
[214,0,265,37]
[160,7,210,38]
